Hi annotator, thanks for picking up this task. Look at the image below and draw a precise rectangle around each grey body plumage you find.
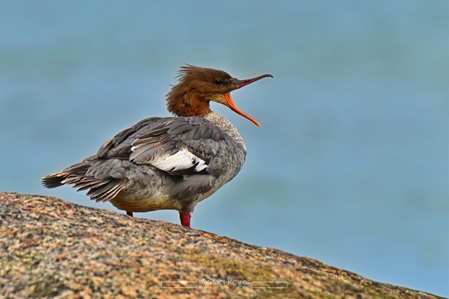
[42,113,246,215]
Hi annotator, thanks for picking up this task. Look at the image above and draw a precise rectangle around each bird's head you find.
[166,65,272,126]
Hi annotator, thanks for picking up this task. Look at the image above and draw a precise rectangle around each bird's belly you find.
[110,186,178,212]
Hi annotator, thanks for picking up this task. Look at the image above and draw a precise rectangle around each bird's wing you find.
[98,117,226,176]
[97,117,162,159]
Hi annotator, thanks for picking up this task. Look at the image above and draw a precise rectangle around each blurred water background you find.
[1,0,448,296]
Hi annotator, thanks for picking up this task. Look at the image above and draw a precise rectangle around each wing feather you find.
[97,117,226,176]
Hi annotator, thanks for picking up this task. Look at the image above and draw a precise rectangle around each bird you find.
[41,65,272,228]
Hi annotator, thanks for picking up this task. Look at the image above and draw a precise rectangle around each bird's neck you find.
[166,88,212,117]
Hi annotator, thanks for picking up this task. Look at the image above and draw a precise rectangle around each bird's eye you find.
[215,79,223,85]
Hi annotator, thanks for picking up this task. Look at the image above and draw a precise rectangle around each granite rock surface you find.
[0,192,443,299]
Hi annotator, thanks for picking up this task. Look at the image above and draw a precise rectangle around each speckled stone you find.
[0,192,443,299]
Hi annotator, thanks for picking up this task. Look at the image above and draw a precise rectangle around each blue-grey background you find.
[1,1,448,296]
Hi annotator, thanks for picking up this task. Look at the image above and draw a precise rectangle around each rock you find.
[0,192,443,299]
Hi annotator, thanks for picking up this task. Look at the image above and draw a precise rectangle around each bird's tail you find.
[41,156,125,202]
[41,160,91,189]
[41,172,71,188]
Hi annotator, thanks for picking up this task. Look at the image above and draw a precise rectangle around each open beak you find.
[225,73,273,126]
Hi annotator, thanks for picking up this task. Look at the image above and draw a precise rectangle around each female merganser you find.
[42,65,272,228]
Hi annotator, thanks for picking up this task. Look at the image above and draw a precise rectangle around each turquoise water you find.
[1,1,448,296]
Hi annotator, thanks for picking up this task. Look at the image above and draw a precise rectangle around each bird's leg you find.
[180,213,191,228]
[126,211,133,217]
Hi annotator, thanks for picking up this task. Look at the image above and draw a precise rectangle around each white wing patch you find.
[150,148,208,173]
